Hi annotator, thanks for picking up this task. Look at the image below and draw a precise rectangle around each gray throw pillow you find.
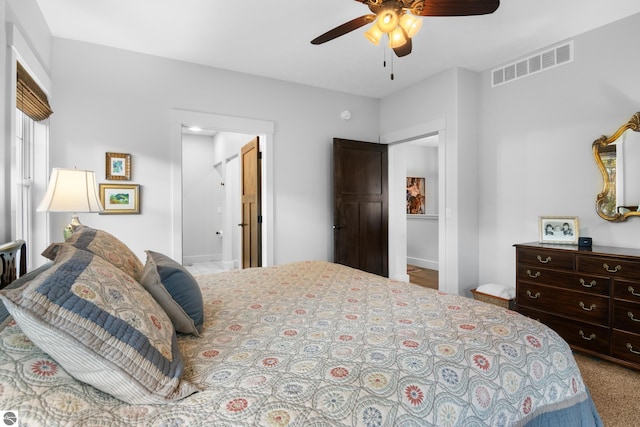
[139,250,204,336]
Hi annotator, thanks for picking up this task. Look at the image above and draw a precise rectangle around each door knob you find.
[238,223,247,227]
[333,225,344,230]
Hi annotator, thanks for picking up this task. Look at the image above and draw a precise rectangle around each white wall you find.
[47,38,380,264]
[381,68,479,295]
[478,12,640,289]
[212,130,250,269]
[9,2,639,295]
[406,144,438,270]
[182,133,221,264]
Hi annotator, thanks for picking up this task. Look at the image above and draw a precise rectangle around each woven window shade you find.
[16,62,53,121]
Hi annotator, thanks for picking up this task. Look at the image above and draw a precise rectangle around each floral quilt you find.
[0,261,601,426]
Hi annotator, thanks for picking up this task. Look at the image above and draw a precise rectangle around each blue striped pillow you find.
[0,244,200,404]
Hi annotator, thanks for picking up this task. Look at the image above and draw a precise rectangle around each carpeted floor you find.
[572,352,640,426]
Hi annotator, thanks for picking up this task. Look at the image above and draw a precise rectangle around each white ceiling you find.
[35,0,640,99]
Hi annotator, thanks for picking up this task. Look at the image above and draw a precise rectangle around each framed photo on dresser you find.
[539,216,579,244]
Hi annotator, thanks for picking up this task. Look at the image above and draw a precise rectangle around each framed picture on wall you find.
[539,216,579,244]
[99,184,140,214]
[406,177,426,214]
[106,152,131,180]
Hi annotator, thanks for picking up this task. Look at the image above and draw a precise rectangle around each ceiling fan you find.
[311,0,500,58]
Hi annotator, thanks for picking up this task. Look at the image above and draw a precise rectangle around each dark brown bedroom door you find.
[333,138,388,277]
[240,137,261,268]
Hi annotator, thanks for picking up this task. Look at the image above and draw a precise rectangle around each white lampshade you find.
[399,13,423,39]
[37,168,103,239]
[388,27,408,49]
[37,168,103,213]
[364,24,384,45]
[376,9,399,33]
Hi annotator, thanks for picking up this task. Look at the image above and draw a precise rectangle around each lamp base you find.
[63,214,82,240]
[63,225,73,241]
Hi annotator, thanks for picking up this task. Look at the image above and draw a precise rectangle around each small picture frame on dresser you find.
[539,216,579,244]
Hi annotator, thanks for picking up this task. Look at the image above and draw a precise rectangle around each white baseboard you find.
[407,257,438,271]
[393,273,411,282]
[221,260,237,270]
[183,254,222,265]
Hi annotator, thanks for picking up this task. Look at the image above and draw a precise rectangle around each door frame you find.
[381,118,447,290]
[170,109,275,266]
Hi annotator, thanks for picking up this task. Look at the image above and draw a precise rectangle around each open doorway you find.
[405,135,439,289]
[383,117,447,290]
[170,109,275,268]
[182,129,255,272]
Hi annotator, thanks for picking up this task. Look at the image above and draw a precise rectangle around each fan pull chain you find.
[390,51,394,80]
[381,41,394,80]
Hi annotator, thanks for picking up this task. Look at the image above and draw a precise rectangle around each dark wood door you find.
[240,137,261,268]
[333,138,388,277]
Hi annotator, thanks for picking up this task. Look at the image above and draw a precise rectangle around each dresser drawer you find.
[613,279,640,303]
[516,266,609,296]
[517,283,609,324]
[613,299,640,332]
[517,248,574,270]
[612,330,640,365]
[515,242,640,370]
[577,255,640,280]
[518,307,610,354]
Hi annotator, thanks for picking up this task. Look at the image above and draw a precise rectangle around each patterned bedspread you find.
[0,261,601,426]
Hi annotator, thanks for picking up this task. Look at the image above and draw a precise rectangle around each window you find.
[13,109,34,244]
[13,62,52,267]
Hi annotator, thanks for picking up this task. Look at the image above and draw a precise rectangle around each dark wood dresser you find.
[515,242,640,370]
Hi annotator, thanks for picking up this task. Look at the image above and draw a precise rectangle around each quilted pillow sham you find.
[139,250,204,336]
[42,225,144,280]
[0,244,200,404]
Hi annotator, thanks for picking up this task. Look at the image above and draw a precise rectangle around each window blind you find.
[16,62,53,121]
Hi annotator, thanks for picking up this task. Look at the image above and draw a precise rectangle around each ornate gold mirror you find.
[594,112,640,222]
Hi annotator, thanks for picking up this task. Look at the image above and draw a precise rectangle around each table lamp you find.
[37,168,104,240]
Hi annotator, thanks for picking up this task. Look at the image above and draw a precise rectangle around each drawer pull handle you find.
[579,278,597,288]
[526,270,541,279]
[628,312,640,323]
[628,286,640,297]
[579,301,596,311]
[579,330,596,341]
[602,263,622,273]
[626,343,640,355]
[537,255,551,264]
[527,290,541,299]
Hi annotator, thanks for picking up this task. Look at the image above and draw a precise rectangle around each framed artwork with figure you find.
[406,177,426,215]
[539,216,579,244]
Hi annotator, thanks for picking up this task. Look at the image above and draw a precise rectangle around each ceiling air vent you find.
[491,40,573,87]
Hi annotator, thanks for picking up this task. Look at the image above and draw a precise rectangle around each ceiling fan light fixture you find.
[376,9,399,33]
[364,24,384,45]
[388,27,408,49]
[399,13,423,38]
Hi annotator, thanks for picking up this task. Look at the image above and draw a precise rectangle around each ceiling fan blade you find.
[311,14,376,45]
[393,38,412,57]
[416,0,500,16]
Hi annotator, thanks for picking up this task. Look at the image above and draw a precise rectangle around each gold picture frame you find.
[105,152,131,180]
[538,216,579,244]
[99,184,140,214]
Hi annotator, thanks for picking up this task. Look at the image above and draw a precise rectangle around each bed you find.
[0,228,602,426]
